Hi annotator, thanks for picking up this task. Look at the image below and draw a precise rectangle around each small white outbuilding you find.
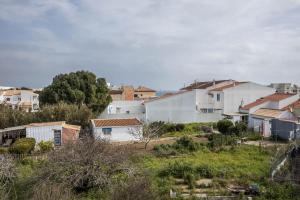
[90,118,142,142]
[26,121,81,146]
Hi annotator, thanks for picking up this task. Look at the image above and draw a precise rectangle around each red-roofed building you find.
[239,93,300,137]
[91,118,142,142]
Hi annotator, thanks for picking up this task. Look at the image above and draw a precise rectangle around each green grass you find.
[139,144,273,182]
[162,122,216,137]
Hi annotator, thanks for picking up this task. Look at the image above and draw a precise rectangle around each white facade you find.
[99,100,145,121]
[93,126,141,142]
[26,125,62,144]
[145,82,275,123]
[0,90,39,111]
[249,111,294,137]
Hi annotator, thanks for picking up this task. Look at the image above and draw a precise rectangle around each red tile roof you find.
[241,93,295,110]
[210,82,247,91]
[92,118,142,127]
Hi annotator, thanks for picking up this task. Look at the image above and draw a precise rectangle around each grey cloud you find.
[0,0,300,89]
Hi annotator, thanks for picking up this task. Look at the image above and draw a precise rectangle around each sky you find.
[0,0,300,90]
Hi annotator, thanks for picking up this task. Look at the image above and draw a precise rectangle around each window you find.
[217,94,221,102]
[18,97,21,101]
[200,109,208,113]
[102,128,112,135]
[208,108,214,113]
[6,98,10,101]
[116,107,121,114]
[54,130,62,146]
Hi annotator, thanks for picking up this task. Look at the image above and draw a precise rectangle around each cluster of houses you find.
[99,80,300,141]
[0,87,39,112]
[1,80,300,148]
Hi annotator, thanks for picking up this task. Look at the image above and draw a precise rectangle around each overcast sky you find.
[0,0,300,90]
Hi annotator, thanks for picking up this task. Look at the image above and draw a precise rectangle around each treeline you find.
[0,103,94,129]
[0,70,112,129]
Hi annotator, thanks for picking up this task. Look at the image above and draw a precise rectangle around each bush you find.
[196,165,214,178]
[153,144,177,157]
[0,148,8,154]
[231,121,247,136]
[154,136,204,157]
[217,120,233,135]
[9,138,36,154]
[183,172,196,189]
[208,134,238,150]
[200,125,213,133]
[174,136,201,151]
[38,141,54,153]
[159,161,195,178]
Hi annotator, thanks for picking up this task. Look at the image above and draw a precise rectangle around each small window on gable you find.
[217,94,221,102]
[102,128,112,135]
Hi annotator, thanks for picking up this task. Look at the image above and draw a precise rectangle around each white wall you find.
[93,126,141,142]
[145,90,223,123]
[278,94,299,109]
[26,125,62,143]
[223,82,275,114]
[99,100,145,121]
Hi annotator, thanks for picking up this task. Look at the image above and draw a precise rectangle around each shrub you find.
[183,172,196,189]
[231,121,247,136]
[217,120,233,134]
[245,132,263,141]
[0,148,8,154]
[38,141,54,153]
[200,125,213,133]
[154,136,203,157]
[159,161,195,178]
[174,136,201,152]
[208,134,238,150]
[153,144,177,157]
[9,138,36,154]
[196,165,214,178]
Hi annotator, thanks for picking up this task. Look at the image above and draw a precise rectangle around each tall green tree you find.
[39,71,112,114]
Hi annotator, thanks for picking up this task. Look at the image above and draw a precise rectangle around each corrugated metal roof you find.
[27,121,66,127]
[252,108,283,118]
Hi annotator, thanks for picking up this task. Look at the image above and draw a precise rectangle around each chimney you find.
[122,86,134,101]
[213,79,216,86]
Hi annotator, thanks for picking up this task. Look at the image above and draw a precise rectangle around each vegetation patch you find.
[9,138,36,154]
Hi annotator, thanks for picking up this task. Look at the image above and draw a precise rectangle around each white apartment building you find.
[0,89,39,112]
[144,80,275,123]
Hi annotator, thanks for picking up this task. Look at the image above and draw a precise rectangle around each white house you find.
[26,121,80,145]
[0,89,39,112]
[144,80,275,123]
[240,93,299,137]
[99,100,145,121]
[91,118,142,142]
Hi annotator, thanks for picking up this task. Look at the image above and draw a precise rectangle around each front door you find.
[54,130,62,146]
